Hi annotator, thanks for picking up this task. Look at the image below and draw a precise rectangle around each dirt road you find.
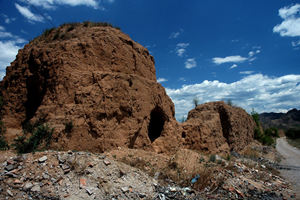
[276,137,300,196]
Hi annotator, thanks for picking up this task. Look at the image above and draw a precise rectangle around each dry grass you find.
[242,147,260,160]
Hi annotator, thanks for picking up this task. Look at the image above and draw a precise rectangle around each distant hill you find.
[259,109,300,130]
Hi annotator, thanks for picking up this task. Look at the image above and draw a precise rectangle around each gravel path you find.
[276,137,300,196]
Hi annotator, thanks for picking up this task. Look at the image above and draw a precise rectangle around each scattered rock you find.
[5,164,16,171]
[85,188,93,195]
[31,185,41,192]
[7,189,13,197]
[121,186,129,193]
[103,160,111,166]
[38,156,48,163]
[79,178,87,189]
[23,182,33,190]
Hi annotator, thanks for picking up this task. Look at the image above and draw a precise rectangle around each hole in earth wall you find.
[148,106,166,143]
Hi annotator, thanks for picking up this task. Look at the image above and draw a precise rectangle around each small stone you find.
[169,187,177,192]
[261,165,266,169]
[38,156,48,163]
[24,182,33,190]
[86,188,93,195]
[103,160,111,166]
[42,173,50,180]
[5,164,16,171]
[79,178,87,189]
[14,179,22,184]
[7,189,13,197]
[121,186,129,193]
[31,185,41,192]
[61,164,70,170]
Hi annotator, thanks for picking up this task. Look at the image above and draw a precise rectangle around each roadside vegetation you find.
[251,110,279,146]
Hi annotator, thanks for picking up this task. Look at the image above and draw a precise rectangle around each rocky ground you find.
[0,143,297,199]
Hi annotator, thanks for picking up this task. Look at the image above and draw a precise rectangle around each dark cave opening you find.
[24,75,46,122]
[148,106,166,143]
[218,108,232,148]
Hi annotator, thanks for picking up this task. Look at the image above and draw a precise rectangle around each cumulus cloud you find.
[0,26,26,80]
[175,43,189,57]
[0,41,23,79]
[185,58,197,69]
[166,74,300,119]
[15,3,44,23]
[273,4,300,37]
[157,78,168,83]
[212,55,248,65]
[20,0,110,10]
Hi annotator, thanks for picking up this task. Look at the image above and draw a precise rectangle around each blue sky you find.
[0,0,300,119]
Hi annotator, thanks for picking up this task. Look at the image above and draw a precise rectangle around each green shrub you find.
[13,123,53,154]
[226,99,233,106]
[209,154,216,163]
[261,135,275,146]
[254,127,263,140]
[251,110,276,146]
[0,121,9,150]
[251,110,260,127]
[264,127,279,138]
[64,121,73,134]
[193,97,199,108]
[226,154,231,161]
[42,28,55,37]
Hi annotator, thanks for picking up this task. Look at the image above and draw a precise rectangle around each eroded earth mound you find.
[182,101,256,153]
[0,22,179,152]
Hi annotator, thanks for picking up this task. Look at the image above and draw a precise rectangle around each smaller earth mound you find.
[182,101,256,153]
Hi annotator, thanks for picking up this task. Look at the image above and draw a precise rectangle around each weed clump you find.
[13,122,53,154]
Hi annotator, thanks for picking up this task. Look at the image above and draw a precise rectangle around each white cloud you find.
[169,29,183,39]
[240,71,254,75]
[273,4,300,37]
[185,58,197,69]
[212,55,248,65]
[0,27,26,80]
[175,43,189,57]
[0,31,13,38]
[2,14,16,24]
[292,40,300,47]
[157,78,168,83]
[248,51,255,57]
[169,32,180,39]
[21,0,107,10]
[166,74,300,119]
[0,41,23,79]
[15,3,44,23]
[230,64,237,69]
